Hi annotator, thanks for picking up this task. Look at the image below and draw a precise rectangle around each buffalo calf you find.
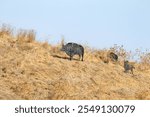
[124,60,135,74]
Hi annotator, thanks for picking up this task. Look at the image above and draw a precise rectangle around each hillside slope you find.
[0,34,150,100]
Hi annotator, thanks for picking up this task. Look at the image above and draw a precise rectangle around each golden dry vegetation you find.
[0,25,150,100]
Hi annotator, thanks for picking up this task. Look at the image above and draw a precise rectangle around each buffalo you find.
[60,42,84,61]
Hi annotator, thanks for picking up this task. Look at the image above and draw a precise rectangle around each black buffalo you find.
[108,52,118,61]
[60,42,84,61]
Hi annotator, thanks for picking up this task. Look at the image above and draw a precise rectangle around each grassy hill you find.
[0,25,150,100]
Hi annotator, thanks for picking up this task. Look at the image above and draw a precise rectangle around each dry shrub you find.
[109,44,133,61]
[0,24,13,37]
[138,52,150,71]
[84,45,127,64]
[140,53,150,64]
[17,29,35,43]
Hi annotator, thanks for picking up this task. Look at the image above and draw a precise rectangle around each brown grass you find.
[0,25,150,100]
[0,24,13,38]
[16,29,35,43]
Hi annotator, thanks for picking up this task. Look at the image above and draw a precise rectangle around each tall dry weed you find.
[138,51,150,70]
[17,29,35,43]
[0,24,13,37]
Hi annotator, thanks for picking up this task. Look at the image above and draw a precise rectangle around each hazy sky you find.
[0,0,150,50]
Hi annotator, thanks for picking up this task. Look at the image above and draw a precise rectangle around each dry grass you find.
[0,24,13,38]
[0,25,150,100]
[16,29,35,43]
